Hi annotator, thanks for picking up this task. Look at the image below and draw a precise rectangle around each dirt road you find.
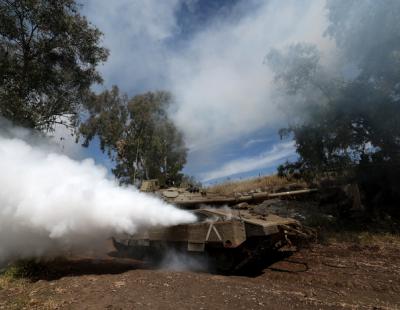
[1,242,399,309]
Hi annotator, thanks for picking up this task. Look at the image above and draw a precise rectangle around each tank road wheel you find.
[206,248,241,274]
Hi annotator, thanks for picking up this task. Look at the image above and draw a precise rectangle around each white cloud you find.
[200,141,295,182]
[242,138,270,149]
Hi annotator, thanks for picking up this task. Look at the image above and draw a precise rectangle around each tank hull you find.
[112,208,311,273]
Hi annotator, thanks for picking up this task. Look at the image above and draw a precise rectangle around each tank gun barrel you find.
[233,188,318,203]
[267,188,318,198]
[168,188,318,207]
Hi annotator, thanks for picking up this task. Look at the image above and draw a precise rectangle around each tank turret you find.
[140,179,317,208]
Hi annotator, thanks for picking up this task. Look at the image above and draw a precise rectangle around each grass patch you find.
[313,214,400,247]
[0,261,60,309]
[321,230,400,247]
[0,274,11,289]
[1,259,53,281]
[208,174,305,195]
[0,265,30,309]
[3,260,39,279]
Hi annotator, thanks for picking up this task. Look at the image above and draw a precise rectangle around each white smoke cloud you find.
[47,117,85,159]
[0,121,195,265]
[168,0,332,149]
[81,0,335,178]
[83,0,333,149]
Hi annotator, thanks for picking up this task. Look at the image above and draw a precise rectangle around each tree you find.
[80,88,188,185]
[0,0,108,130]
[268,0,400,211]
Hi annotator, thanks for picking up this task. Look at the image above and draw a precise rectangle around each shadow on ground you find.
[231,251,309,277]
[20,255,147,281]
[11,248,313,282]
[110,247,307,278]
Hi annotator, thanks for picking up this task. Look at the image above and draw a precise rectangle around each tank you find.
[140,179,317,208]
[112,206,313,273]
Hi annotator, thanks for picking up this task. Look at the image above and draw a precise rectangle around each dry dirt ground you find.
[1,241,399,310]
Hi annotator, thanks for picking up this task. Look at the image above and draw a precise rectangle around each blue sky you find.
[72,0,332,184]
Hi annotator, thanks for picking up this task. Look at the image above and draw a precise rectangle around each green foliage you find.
[180,174,202,189]
[269,1,400,212]
[2,259,45,279]
[0,0,108,130]
[80,87,188,185]
[80,86,128,154]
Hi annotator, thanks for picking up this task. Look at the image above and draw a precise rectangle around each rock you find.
[236,202,249,209]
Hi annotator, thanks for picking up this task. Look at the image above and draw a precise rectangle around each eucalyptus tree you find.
[0,0,108,129]
[80,88,187,185]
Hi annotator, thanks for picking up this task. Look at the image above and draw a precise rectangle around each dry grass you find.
[0,275,10,289]
[41,299,62,310]
[0,264,29,288]
[0,272,29,309]
[358,231,400,246]
[207,174,305,195]
[0,266,59,309]
[324,230,400,247]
